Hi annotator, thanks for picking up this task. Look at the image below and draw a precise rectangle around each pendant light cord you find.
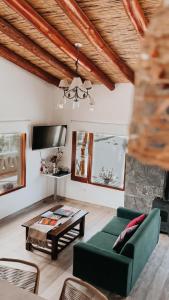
[75,45,80,74]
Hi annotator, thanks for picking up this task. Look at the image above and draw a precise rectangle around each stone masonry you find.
[124,155,166,214]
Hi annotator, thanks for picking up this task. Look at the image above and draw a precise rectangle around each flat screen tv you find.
[32,125,67,150]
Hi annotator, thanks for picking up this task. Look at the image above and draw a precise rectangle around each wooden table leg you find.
[26,227,32,251]
[51,238,59,260]
[79,216,85,237]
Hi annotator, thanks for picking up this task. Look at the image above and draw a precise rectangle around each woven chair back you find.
[59,277,108,300]
[0,258,40,294]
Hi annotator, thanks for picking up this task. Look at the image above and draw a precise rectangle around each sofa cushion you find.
[87,231,117,252]
[102,217,131,236]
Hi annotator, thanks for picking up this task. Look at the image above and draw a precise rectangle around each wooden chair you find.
[0,258,40,294]
[59,277,108,300]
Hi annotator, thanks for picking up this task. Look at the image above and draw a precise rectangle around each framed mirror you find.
[0,133,26,196]
[71,131,126,190]
[71,131,92,183]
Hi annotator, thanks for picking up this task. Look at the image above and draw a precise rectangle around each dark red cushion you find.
[113,225,138,253]
[126,214,146,229]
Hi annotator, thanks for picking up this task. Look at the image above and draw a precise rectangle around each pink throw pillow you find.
[126,214,146,229]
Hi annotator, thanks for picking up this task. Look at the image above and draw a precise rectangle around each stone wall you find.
[124,155,165,213]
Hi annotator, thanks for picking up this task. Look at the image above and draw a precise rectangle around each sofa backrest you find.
[120,208,160,288]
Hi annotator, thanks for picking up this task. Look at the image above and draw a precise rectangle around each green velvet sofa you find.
[73,207,160,297]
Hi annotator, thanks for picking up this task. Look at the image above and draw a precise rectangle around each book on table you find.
[41,211,61,219]
[53,205,80,217]
[38,218,58,226]
[38,206,80,227]
[39,212,61,226]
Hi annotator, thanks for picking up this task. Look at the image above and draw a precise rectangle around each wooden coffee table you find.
[22,205,88,260]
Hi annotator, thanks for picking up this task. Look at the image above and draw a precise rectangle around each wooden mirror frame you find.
[71,131,125,191]
[71,131,93,183]
[0,133,26,196]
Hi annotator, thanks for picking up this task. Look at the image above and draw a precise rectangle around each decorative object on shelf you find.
[40,148,64,174]
[99,167,113,185]
[57,43,94,111]
[62,166,69,172]
[40,159,48,174]
[54,166,70,176]
[128,1,169,170]
[50,148,63,169]
[52,163,58,175]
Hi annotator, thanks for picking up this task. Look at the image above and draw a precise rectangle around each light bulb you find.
[58,103,64,109]
[57,97,64,109]
[89,105,94,112]
[73,100,80,109]
[89,96,95,111]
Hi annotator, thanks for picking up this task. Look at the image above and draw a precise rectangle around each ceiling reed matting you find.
[0,0,161,85]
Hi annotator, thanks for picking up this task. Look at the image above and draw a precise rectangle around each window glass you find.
[91,134,126,189]
[0,133,26,195]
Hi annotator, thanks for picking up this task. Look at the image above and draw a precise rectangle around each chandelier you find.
[57,43,94,110]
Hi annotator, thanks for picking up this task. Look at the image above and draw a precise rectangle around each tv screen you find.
[32,125,67,150]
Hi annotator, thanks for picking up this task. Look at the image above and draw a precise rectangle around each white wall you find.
[54,83,134,208]
[0,58,134,217]
[0,58,56,219]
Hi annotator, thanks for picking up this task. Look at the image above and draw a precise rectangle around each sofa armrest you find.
[117,207,143,220]
[73,242,133,296]
[121,208,160,288]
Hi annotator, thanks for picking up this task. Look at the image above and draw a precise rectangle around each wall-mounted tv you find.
[32,125,67,150]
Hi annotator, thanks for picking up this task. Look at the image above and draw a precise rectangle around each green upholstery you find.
[73,207,160,297]
[73,242,133,296]
[117,207,143,220]
[121,209,160,287]
[87,231,117,252]
[102,216,130,236]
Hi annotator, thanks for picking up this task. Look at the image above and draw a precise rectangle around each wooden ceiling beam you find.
[122,0,148,37]
[55,0,134,83]
[0,44,59,85]
[4,0,115,90]
[0,17,76,79]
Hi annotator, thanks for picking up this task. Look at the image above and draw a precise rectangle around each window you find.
[0,133,26,196]
[71,131,126,190]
